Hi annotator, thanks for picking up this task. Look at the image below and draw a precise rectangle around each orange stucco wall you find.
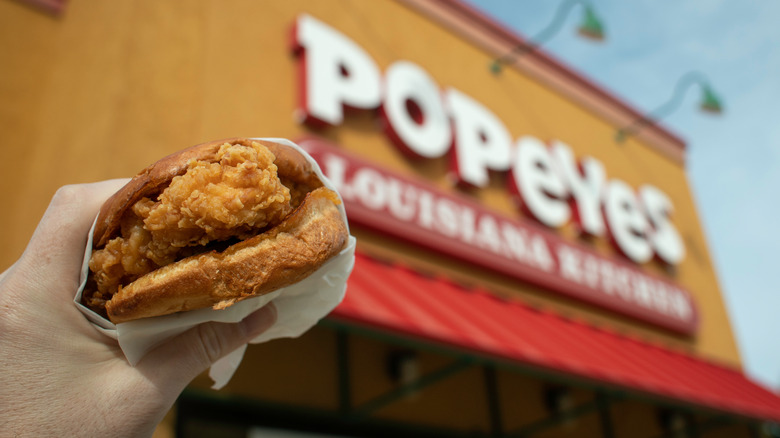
[0,0,739,366]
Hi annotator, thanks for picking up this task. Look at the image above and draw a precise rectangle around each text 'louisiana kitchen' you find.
[293,14,693,325]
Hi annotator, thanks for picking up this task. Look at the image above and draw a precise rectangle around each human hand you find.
[0,181,277,437]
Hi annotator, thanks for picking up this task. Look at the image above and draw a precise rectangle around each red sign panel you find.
[299,136,698,335]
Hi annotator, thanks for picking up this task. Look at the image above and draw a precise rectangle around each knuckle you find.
[51,184,84,206]
[194,323,228,365]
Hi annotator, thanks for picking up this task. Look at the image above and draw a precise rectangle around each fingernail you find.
[241,303,277,339]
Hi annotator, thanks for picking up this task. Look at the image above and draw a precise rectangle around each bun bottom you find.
[105,187,348,324]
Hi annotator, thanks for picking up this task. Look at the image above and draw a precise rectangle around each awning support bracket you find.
[647,415,735,438]
[596,391,616,438]
[505,393,624,438]
[350,356,475,418]
[336,328,352,415]
[484,364,504,437]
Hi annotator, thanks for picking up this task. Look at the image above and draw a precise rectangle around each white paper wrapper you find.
[74,138,356,389]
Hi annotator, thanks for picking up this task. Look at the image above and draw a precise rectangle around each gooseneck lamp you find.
[616,71,724,143]
[490,0,605,74]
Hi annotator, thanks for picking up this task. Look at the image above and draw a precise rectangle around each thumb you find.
[137,303,277,394]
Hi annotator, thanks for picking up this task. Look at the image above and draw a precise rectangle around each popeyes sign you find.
[292,14,698,334]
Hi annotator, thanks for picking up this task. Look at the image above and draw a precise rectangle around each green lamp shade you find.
[577,6,605,41]
[700,85,724,114]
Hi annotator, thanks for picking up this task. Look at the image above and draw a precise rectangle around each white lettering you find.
[552,141,606,236]
[460,206,476,245]
[474,214,502,253]
[386,179,417,221]
[435,198,460,237]
[294,14,381,125]
[640,185,685,265]
[295,15,686,267]
[417,191,434,230]
[531,236,555,272]
[314,143,694,326]
[353,168,387,210]
[446,88,512,187]
[582,253,600,290]
[513,136,570,227]
[555,244,691,320]
[558,245,582,283]
[603,180,652,263]
[501,223,531,263]
[669,290,693,320]
[383,61,452,158]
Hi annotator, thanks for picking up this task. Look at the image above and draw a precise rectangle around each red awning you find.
[331,252,780,422]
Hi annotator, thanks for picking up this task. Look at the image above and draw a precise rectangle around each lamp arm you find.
[494,0,591,68]
[617,71,712,142]
[533,0,585,46]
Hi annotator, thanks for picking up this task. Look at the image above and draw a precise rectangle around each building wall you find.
[0,0,738,368]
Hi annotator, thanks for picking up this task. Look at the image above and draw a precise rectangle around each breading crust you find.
[105,188,347,323]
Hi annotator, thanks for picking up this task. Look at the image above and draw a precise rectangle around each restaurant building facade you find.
[2,0,779,436]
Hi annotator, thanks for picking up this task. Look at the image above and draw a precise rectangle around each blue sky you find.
[462,0,780,391]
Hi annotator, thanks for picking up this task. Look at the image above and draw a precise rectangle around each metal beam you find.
[596,391,615,438]
[350,356,475,418]
[749,422,761,438]
[336,328,351,415]
[506,394,624,438]
[647,415,733,438]
[324,320,772,431]
[506,400,598,438]
[178,387,484,438]
[483,365,504,437]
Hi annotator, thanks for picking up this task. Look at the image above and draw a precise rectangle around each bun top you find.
[92,138,322,248]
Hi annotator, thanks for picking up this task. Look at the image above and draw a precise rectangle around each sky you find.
[461,0,780,391]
